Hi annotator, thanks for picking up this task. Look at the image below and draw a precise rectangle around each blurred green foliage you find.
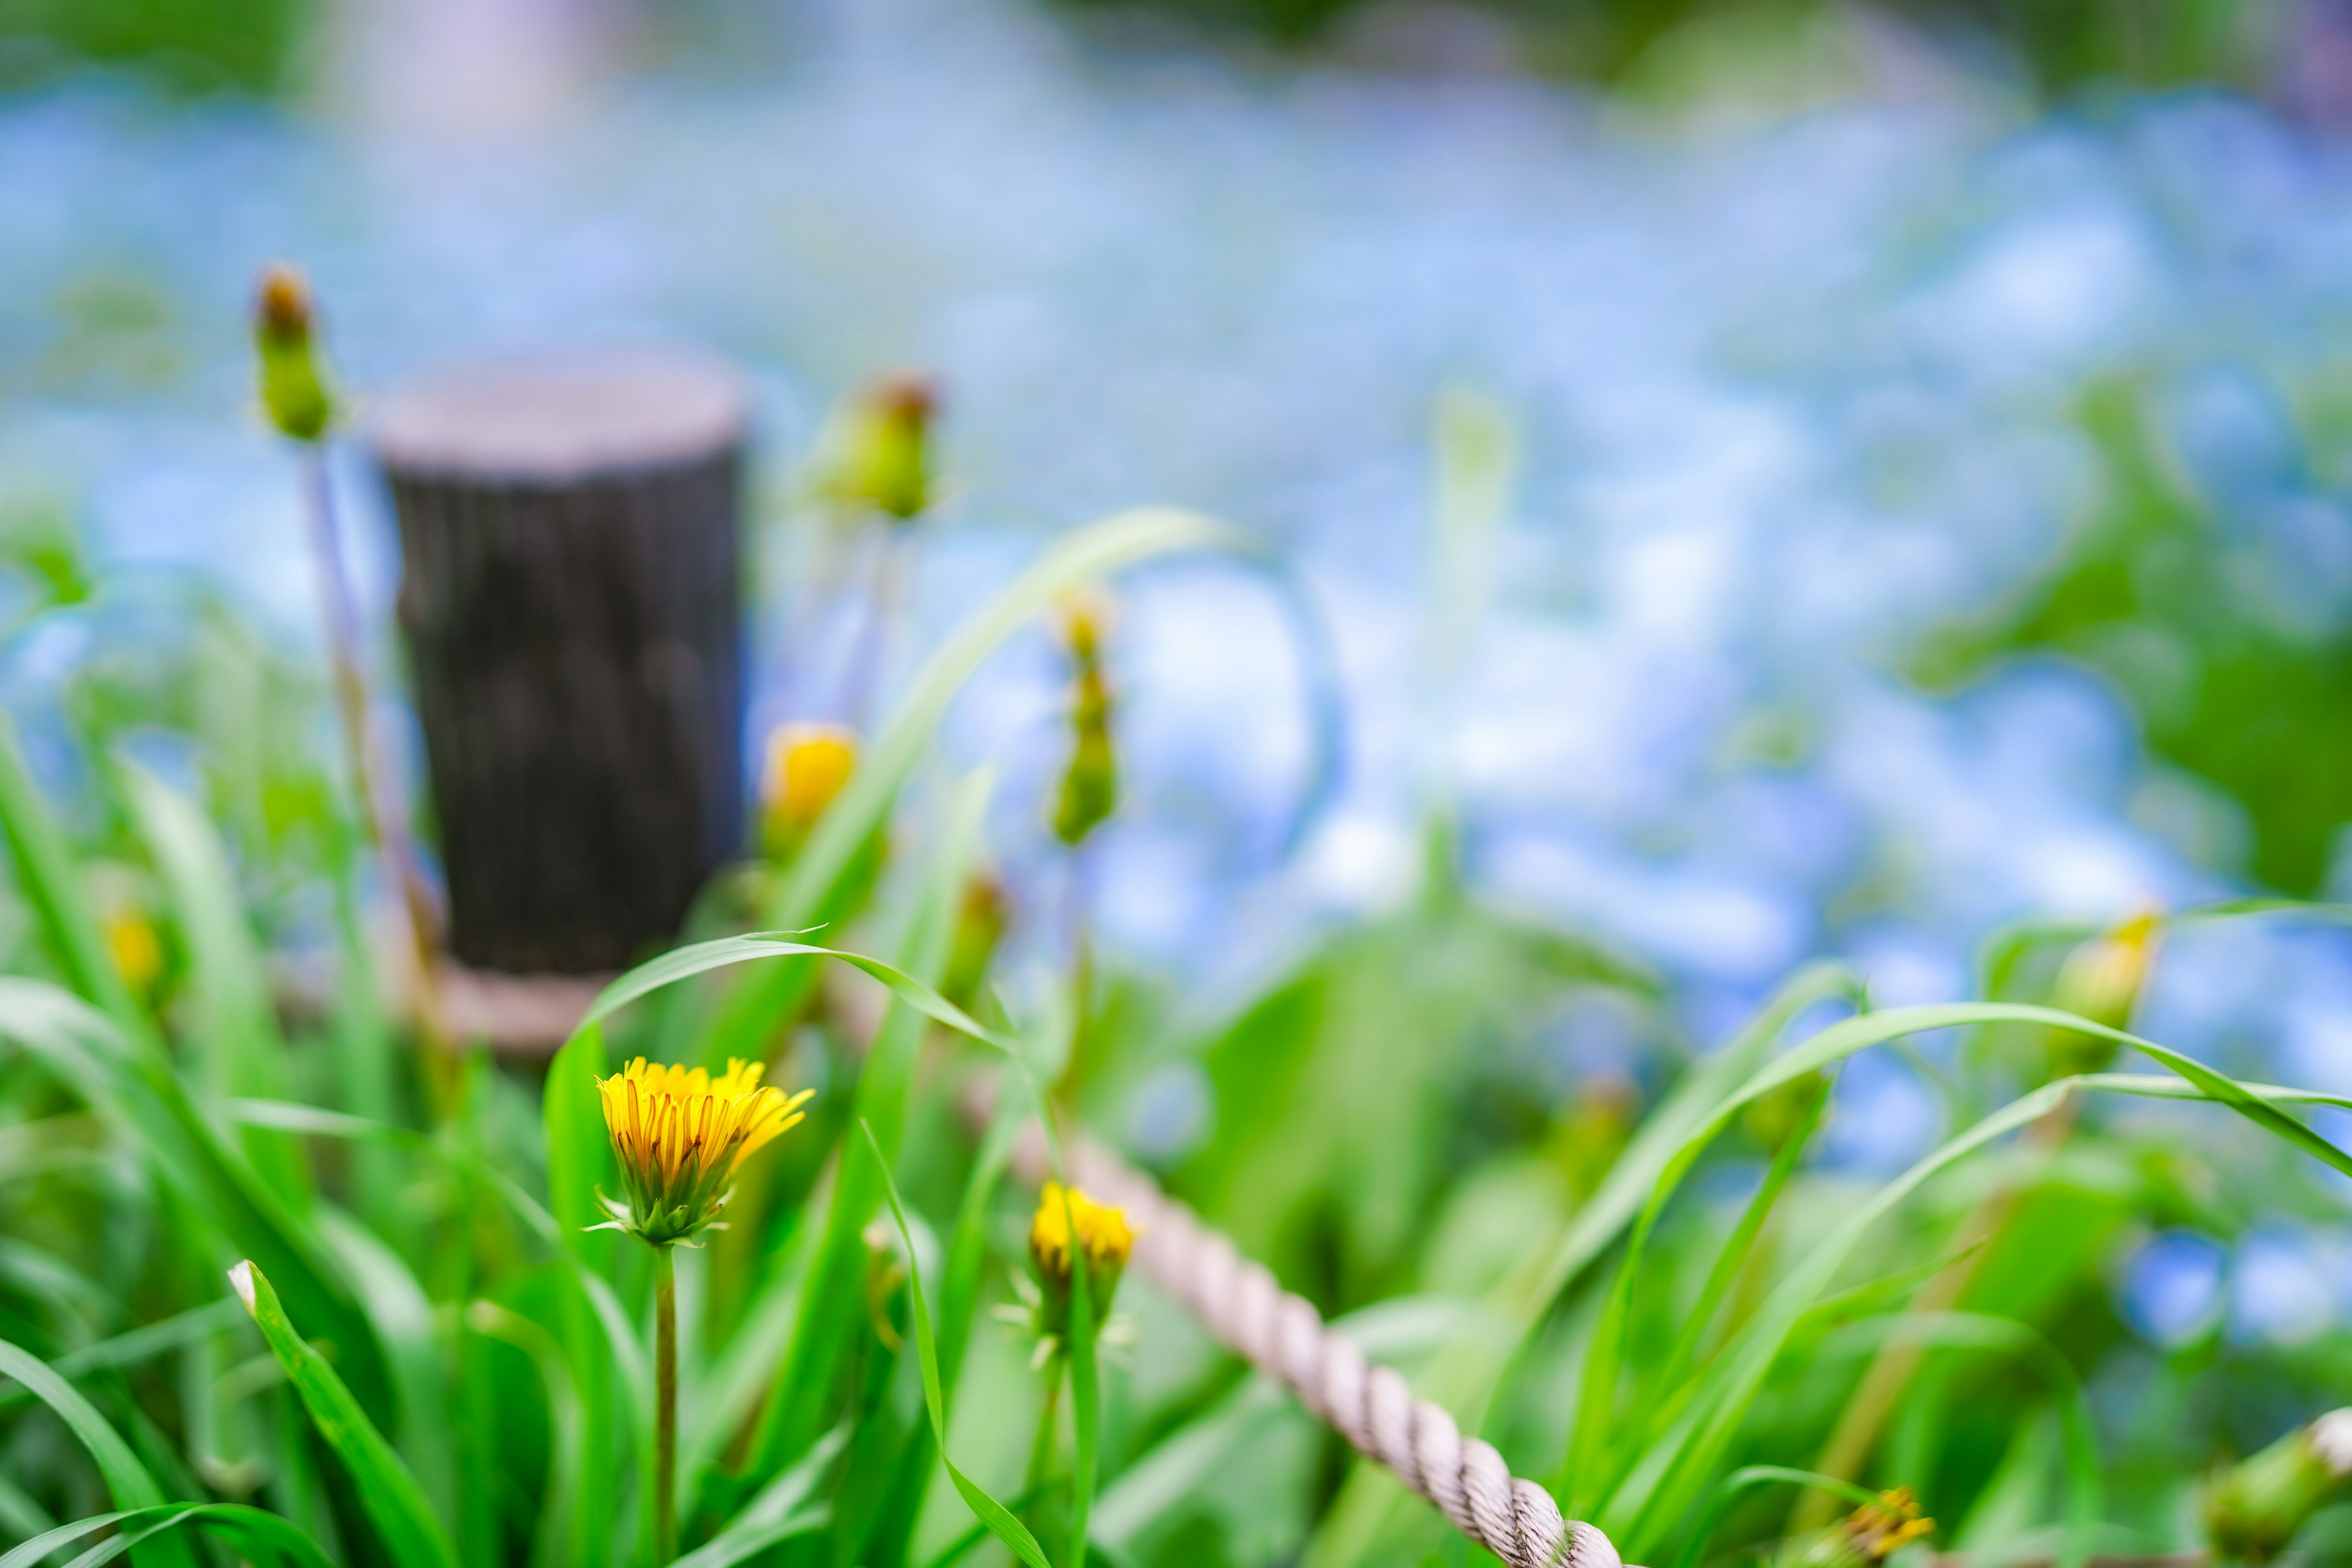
[0,0,311,96]
[1917,379,2352,897]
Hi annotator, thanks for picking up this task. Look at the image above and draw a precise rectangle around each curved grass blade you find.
[1606,1054,2352,1556]
[228,1261,462,1568]
[0,979,393,1422]
[0,1504,337,1568]
[673,1423,845,1568]
[862,1121,1053,1568]
[697,508,1245,1068]
[1668,1467,1883,1568]
[1817,1312,2098,1568]
[0,1341,196,1568]
[0,710,145,1038]
[466,1303,586,1568]
[748,772,990,1481]
[1304,960,1867,1568]
[117,760,307,1200]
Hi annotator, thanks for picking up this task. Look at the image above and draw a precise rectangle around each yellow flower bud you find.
[591,1057,812,1247]
[103,907,163,998]
[1029,1180,1136,1311]
[252,263,336,443]
[1776,1488,1934,1568]
[761,723,859,855]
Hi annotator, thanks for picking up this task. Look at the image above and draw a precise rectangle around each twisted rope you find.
[1017,1133,1623,1568]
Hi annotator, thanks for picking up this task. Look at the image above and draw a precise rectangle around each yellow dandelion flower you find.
[761,723,858,853]
[592,1057,812,1246]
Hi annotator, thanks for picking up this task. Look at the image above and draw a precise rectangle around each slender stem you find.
[1057,844,1094,1100]
[654,1244,677,1566]
[836,525,907,728]
[297,448,454,1092]
[1025,1351,1065,1501]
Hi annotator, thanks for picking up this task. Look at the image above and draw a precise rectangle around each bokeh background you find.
[14,0,2352,1348]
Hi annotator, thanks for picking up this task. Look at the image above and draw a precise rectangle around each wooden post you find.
[372,351,747,976]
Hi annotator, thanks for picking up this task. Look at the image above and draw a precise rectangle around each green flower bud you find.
[2205,1410,2352,1562]
[1052,595,1117,848]
[835,371,937,521]
[2046,908,2159,1080]
[253,263,336,443]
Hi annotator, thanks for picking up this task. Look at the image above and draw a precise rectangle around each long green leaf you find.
[1305,960,1864,1568]
[1607,1054,2352,1554]
[0,709,143,1036]
[0,979,393,1422]
[696,508,1245,1068]
[1815,1313,2098,1568]
[228,1260,462,1568]
[0,1504,336,1568]
[466,1302,586,1568]
[674,1424,845,1568]
[116,760,307,1199]
[0,1341,195,1568]
[862,1122,1053,1568]
[749,771,991,1480]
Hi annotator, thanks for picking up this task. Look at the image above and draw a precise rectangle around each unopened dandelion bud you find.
[2204,1409,2352,1562]
[761,722,858,856]
[1028,1180,1136,1333]
[1052,594,1118,847]
[2047,908,2160,1079]
[941,870,1010,1008]
[1776,1488,1933,1568]
[253,263,336,443]
[591,1058,813,1248]
[835,371,938,521]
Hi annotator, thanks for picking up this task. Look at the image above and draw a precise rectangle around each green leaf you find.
[465,1302,587,1568]
[116,760,307,1200]
[1815,1312,2098,1568]
[696,507,1246,1068]
[674,1424,845,1568]
[0,1340,196,1568]
[748,771,991,1482]
[1668,1468,1885,1568]
[1305,960,1863,1568]
[0,1504,336,1568]
[0,979,394,1424]
[541,1022,612,1259]
[862,1121,1054,1568]
[228,1260,462,1568]
[0,707,145,1037]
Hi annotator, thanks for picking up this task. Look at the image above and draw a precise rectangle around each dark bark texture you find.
[374,354,747,974]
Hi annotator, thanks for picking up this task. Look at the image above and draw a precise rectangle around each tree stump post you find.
[372,351,748,976]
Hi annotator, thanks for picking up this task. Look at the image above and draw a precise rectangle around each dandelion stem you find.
[653,1243,677,1566]
[1026,1350,1065,1507]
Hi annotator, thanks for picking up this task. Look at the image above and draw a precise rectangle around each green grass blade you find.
[228,1261,462,1568]
[466,1303,587,1568]
[0,979,394,1422]
[0,1341,195,1568]
[1816,1312,2098,1568]
[1304,960,1866,1568]
[0,1505,337,1568]
[0,709,144,1037]
[696,508,1244,1068]
[678,1424,845,1568]
[1668,1468,1884,1568]
[116,760,307,1199]
[748,771,990,1480]
[862,1121,1054,1568]
[541,1022,611,1261]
